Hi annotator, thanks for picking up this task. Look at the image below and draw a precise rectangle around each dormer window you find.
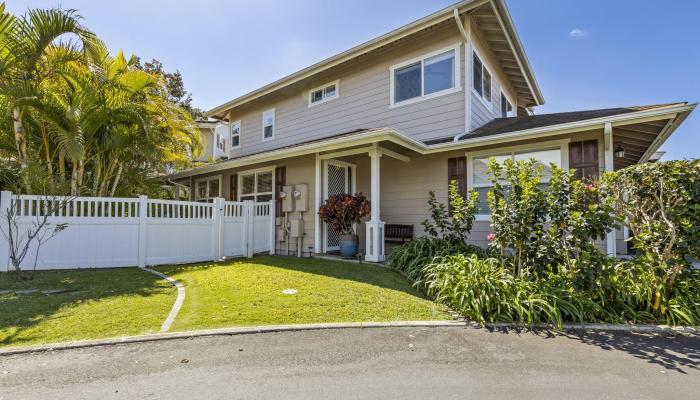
[309,80,339,106]
[262,109,275,141]
[472,51,491,104]
[500,92,515,118]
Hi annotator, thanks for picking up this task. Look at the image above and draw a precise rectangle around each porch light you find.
[614,143,625,158]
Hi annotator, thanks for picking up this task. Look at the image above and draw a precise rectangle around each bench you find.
[385,224,414,244]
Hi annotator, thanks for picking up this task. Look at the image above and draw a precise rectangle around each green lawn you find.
[0,268,175,348]
[0,256,448,348]
[158,256,449,331]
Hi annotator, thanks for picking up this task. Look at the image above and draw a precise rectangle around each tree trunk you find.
[12,107,28,166]
[58,150,66,181]
[70,160,79,195]
[110,163,123,197]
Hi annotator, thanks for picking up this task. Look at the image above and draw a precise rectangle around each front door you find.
[323,160,354,252]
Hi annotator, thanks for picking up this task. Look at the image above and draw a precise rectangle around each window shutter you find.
[569,140,599,181]
[275,166,286,217]
[447,156,467,196]
[229,174,237,201]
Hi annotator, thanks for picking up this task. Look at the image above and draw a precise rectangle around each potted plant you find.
[318,193,371,257]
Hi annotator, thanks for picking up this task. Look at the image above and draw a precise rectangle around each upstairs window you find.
[309,81,339,106]
[230,121,241,149]
[391,44,459,106]
[500,92,514,118]
[262,109,275,141]
[472,51,491,104]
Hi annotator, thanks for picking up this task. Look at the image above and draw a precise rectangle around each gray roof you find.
[423,103,685,145]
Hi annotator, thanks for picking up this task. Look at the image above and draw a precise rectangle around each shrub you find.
[487,158,618,275]
[419,253,700,327]
[387,238,489,283]
[602,160,700,290]
[421,180,479,243]
[318,193,370,235]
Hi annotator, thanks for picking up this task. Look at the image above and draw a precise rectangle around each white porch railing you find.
[0,191,275,270]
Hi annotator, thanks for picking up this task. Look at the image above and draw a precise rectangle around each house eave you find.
[205,0,542,118]
[170,103,695,180]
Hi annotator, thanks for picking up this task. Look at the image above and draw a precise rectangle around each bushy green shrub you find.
[389,179,484,282]
[487,158,618,275]
[421,180,479,243]
[387,238,489,282]
[602,159,700,290]
[419,253,700,327]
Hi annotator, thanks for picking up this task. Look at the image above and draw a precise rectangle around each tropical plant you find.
[0,3,201,197]
[601,160,700,318]
[318,193,370,235]
[422,180,479,243]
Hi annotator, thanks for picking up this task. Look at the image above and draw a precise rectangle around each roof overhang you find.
[168,103,694,179]
[206,0,542,119]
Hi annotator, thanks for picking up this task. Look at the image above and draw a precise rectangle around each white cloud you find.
[569,28,588,38]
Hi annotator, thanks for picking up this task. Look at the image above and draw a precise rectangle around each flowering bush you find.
[318,193,370,235]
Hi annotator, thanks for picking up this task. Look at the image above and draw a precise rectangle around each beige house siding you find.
[174,129,631,255]
[469,27,519,130]
[227,23,467,159]
[198,126,215,162]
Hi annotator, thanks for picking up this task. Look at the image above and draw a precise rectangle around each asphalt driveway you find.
[1,327,698,399]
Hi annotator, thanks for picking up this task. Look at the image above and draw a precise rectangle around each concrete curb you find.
[0,320,697,357]
[142,267,185,333]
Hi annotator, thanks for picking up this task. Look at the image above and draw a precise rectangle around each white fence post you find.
[244,200,254,258]
[212,197,224,261]
[137,195,148,268]
[268,200,276,255]
[0,191,12,271]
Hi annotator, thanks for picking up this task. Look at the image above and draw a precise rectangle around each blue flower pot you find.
[339,234,359,257]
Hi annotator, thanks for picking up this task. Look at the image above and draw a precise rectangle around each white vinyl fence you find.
[0,191,274,270]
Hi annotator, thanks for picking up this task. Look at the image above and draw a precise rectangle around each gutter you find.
[169,103,695,180]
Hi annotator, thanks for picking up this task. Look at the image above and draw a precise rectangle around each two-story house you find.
[167,0,695,262]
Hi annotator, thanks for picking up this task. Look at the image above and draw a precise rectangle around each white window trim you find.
[194,175,223,202]
[261,109,275,142]
[466,139,570,221]
[389,43,462,109]
[229,120,241,151]
[499,90,516,118]
[308,79,340,107]
[237,166,276,203]
[471,48,493,109]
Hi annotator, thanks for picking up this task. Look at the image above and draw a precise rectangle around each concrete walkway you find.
[142,267,185,332]
[1,326,698,399]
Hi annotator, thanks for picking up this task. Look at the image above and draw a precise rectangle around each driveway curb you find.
[1,320,697,356]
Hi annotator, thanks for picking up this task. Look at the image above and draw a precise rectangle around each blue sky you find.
[10,0,700,159]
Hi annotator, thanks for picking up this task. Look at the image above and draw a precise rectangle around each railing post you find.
[212,197,224,261]
[137,195,148,268]
[0,191,12,271]
[244,200,254,258]
[268,199,276,255]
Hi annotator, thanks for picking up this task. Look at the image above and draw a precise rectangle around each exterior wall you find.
[198,126,215,162]
[179,129,612,255]
[227,23,467,159]
[469,27,519,130]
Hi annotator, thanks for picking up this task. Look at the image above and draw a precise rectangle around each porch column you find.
[365,148,385,262]
[604,122,617,256]
[314,153,322,255]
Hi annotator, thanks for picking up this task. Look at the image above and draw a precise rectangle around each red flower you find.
[584,183,596,191]
[487,232,496,241]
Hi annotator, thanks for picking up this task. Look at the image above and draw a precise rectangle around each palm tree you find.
[0,3,98,168]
